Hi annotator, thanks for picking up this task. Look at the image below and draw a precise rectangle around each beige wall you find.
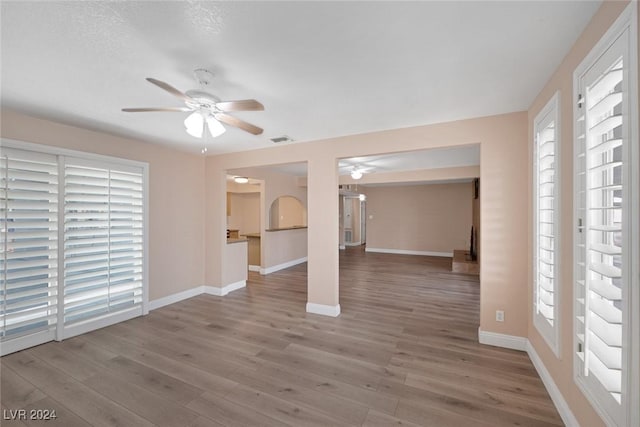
[263,228,308,268]
[1,109,206,301]
[205,112,528,333]
[275,196,306,228]
[226,180,262,193]
[228,192,260,235]
[364,182,473,254]
[527,1,633,426]
[242,193,261,234]
[223,241,248,285]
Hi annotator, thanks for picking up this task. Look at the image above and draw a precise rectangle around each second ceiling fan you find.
[122,69,264,138]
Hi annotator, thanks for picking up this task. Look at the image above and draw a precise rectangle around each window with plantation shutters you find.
[63,159,144,336]
[533,92,560,356]
[0,141,147,356]
[1,148,59,354]
[573,4,638,426]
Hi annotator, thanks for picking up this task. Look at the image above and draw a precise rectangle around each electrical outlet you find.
[496,310,505,322]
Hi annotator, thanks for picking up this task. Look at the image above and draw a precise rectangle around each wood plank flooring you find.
[1,248,563,426]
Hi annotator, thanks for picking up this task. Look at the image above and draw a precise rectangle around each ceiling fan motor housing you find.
[185,90,221,112]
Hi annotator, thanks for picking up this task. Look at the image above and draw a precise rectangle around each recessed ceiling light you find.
[234,176,249,184]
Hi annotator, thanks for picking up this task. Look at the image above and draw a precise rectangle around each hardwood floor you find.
[1,248,563,426]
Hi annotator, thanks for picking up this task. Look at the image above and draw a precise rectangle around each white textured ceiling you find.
[1,1,601,155]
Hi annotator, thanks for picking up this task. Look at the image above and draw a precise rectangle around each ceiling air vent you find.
[270,135,293,144]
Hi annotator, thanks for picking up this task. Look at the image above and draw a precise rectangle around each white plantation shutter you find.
[1,148,58,352]
[63,159,144,334]
[574,6,638,425]
[1,141,147,355]
[577,46,624,404]
[533,93,560,354]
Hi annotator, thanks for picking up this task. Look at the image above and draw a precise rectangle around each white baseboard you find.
[62,307,142,341]
[478,328,578,426]
[204,280,246,296]
[149,281,245,311]
[223,280,246,295]
[526,342,579,427]
[148,286,205,311]
[306,302,341,317]
[478,327,527,351]
[248,265,261,272]
[365,248,453,257]
[261,257,308,275]
[1,330,55,356]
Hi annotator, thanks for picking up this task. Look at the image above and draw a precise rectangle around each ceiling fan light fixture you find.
[351,170,363,180]
[206,115,226,137]
[234,176,249,184]
[184,112,204,138]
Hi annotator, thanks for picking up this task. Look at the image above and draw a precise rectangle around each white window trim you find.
[1,138,150,352]
[572,2,639,426]
[533,91,561,358]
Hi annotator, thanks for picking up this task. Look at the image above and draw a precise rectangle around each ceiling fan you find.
[122,69,264,138]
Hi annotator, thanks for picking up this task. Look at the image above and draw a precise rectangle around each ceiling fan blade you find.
[146,78,192,102]
[122,107,191,112]
[214,113,263,135]
[215,99,264,112]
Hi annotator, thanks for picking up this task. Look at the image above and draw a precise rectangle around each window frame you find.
[61,156,146,340]
[1,138,149,355]
[572,2,639,426]
[532,91,561,357]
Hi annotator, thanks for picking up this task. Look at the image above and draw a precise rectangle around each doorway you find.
[342,195,366,247]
